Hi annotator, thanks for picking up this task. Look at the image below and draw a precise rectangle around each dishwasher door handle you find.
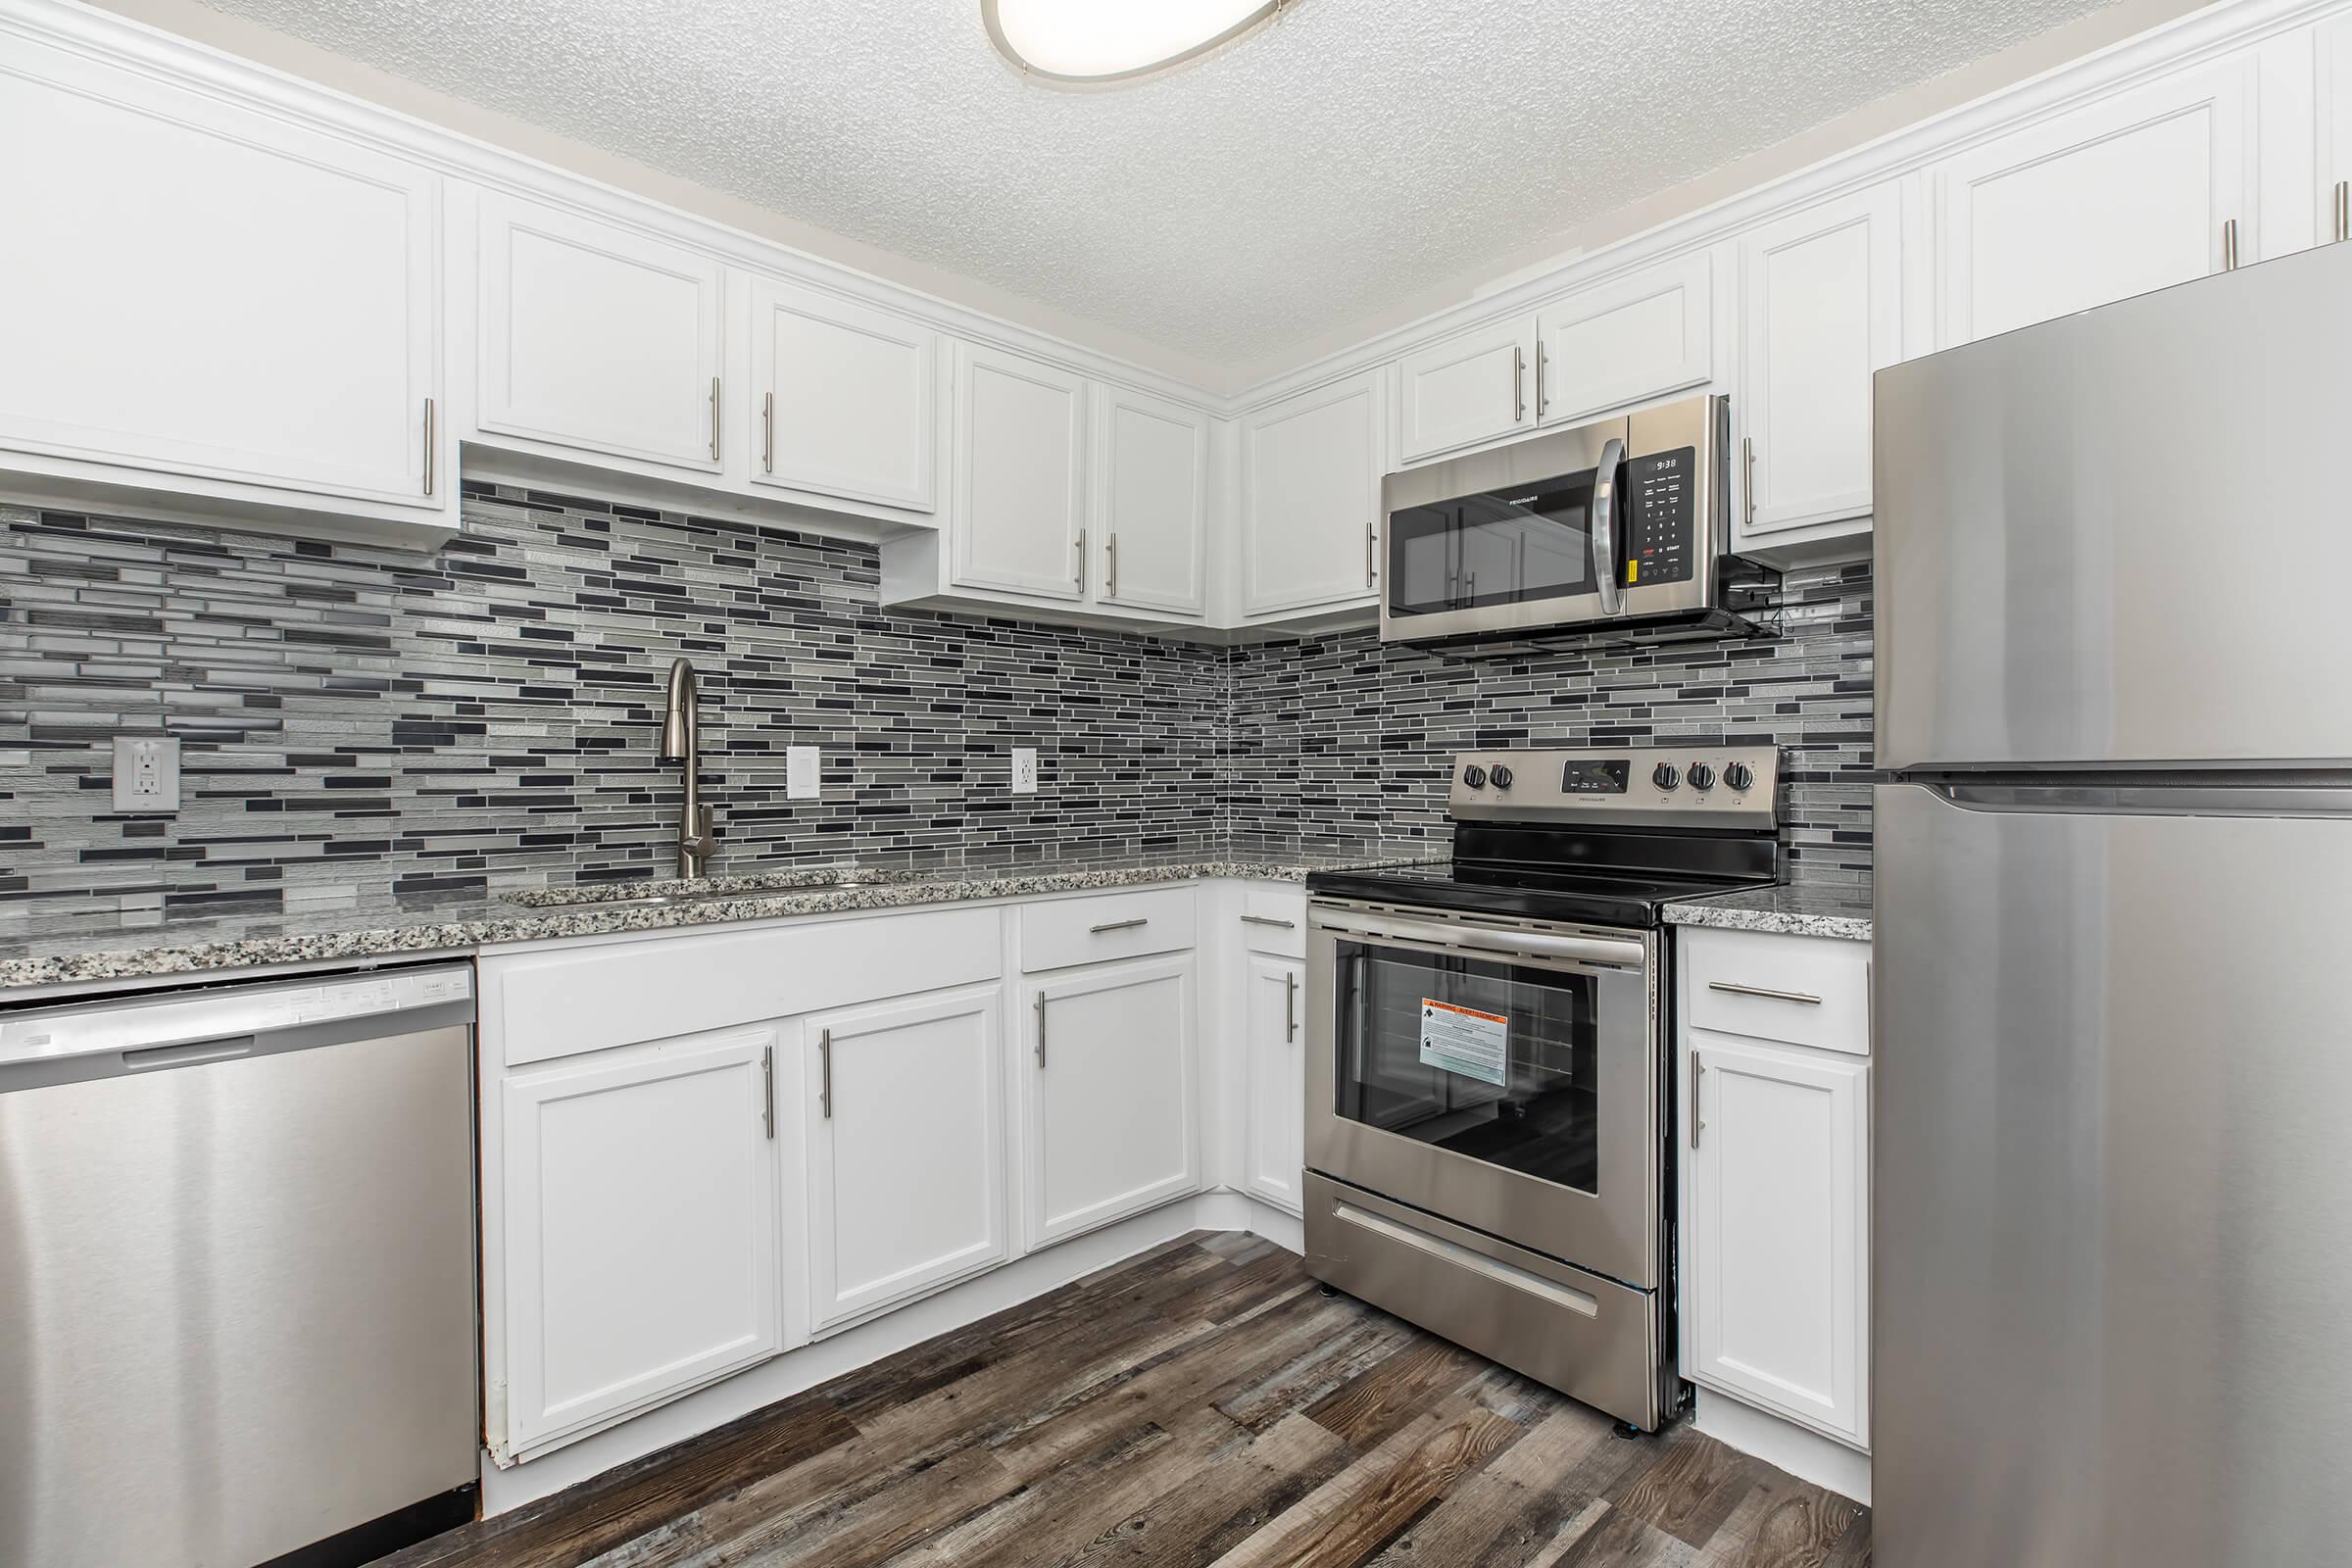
[123,1036,257,1071]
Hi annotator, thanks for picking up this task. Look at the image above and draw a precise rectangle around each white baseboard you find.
[1690,1390,1871,1506]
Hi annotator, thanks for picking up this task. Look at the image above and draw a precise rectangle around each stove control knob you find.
[1725,761,1755,793]
[1462,764,1488,789]
[1652,762,1681,792]
[1687,762,1715,792]
[1488,763,1514,790]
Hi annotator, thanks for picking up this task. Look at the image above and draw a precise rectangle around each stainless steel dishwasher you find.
[0,962,480,1568]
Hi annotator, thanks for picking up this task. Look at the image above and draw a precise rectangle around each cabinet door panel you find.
[0,37,437,507]
[1026,956,1199,1246]
[807,987,1006,1331]
[953,345,1088,599]
[1738,183,1903,539]
[1241,371,1382,616]
[1687,1034,1868,1445]
[1097,388,1207,614]
[1243,955,1305,1214]
[1396,318,1534,464]
[1536,252,1712,427]
[752,278,938,510]
[1933,55,2253,346]
[477,193,724,471]
[501,1029,780,1452]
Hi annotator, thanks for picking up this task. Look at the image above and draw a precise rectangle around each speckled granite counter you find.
[1663,878,1874,943]
[0,848,1437,993]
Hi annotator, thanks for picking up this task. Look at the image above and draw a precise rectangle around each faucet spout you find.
[657,658,717,878]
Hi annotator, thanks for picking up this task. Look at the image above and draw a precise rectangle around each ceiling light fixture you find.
[982,0,1288,86]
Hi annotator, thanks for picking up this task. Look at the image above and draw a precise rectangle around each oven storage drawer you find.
[1302,1171,1664,1431]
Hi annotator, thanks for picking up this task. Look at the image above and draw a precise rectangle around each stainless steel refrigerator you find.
[1873,239,2352,1567]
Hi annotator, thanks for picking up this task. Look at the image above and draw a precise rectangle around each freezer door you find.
[1873,782,2352,1568]
[1875,241,2352,770]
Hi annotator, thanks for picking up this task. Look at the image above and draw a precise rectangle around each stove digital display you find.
[1560,759,1631,795]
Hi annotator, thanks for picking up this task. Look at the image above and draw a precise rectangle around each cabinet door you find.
[0,36,438,508]
[1932,54,2255,347]
[1686,1034,1869,1446]
[1242,955,1306,1214]
[1240,370,1382,616]
[1737,183,1904,540]
[477,192,725,473]
[1535,251,1713,427]
[952,344,1088,599]
[2320,17,2352,246]
[1396,317,1536,464]
[1095,387,1207,615]
[1025,956,1199,1246]
[806,987,1006,1332]
[500,1028,782,1452]
[751,277,938,511]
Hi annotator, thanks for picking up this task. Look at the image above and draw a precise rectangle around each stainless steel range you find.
[1302,745,1783,1431]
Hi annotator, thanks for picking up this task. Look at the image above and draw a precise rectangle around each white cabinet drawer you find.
[1020,886,1197,972]
[1238,886,1307,958]
[1682,926,1870,1056]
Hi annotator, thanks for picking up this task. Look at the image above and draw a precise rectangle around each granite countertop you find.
[1662,877,1874,943]
[0,846,1438,993]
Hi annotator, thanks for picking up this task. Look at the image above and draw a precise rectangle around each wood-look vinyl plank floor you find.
[385,1234,1870,1568]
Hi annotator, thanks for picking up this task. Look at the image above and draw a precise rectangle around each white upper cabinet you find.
[1240,369,1384,617]
[2317,17,2352,245]
[1930,53,2257,347]
[1094,387,1208,615]
[751,278,939,512]
[952,344,1090,600]
[804,987,1007,1333]
[1535,251,1714,427]
[0,31,441,520]
[475,192,726,474]
[1736,182,1906,544]
[1395,318,1537,464]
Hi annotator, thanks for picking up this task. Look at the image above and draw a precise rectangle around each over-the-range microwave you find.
[1378,392,1776,648]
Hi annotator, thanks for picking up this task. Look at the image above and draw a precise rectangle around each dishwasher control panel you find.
[0,963,474,1070]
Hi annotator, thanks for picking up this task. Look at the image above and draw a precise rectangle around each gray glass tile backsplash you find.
[0,489,1871,913]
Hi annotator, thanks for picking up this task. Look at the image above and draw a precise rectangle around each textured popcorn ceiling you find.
[194,0,2120,370]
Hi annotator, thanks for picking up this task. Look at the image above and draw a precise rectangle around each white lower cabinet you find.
[803,986,1008,1332]
[1241,953,1306,1214]
[498,1026,783,1454]
[1024,955,1200,1247]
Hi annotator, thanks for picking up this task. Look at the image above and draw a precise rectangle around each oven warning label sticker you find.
[1419,999,1508,1088]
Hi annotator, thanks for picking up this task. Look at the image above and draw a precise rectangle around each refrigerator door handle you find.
[1924,779,2352,818]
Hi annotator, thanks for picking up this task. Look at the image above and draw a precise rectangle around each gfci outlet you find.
[113,735,180,812]
[1010,747,1038,795]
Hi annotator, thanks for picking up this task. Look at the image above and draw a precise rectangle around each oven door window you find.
[1386,477,1604,619]
[1331,938,1626,1195]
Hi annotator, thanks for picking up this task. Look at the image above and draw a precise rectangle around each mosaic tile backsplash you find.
[0,488,1871,915]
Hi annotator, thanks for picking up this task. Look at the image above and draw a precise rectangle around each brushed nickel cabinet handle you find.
[1365,522,1376,589]
[1285,971,1298,1043]
[1107,532,1119,599]
[1090,917,1149,934]
[2335,180,2348,244]
[1741,435,1756,527]
[1690,1053,1704,1148]
[815,1029,830,1120]
[764,1044,778,1138]
[422,397,436,497]
[710,376,721,462]
[1240,914,1297,929]
[1535,339,1547,416]
[1034,992,1047,1068]
[2222,219,2239,272]
[1707,980,1823,1005]
[1074,527,1087,592]
[762,391,775,473]
[1512,344,1526,422]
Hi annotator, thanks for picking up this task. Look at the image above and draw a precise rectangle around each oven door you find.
[1306,901,1662,1290]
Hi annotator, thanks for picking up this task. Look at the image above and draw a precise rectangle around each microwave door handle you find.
[1590,437,1624,614]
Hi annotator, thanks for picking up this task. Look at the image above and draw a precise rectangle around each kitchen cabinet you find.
[498,1027,783,1453]
[1395,317,1537,465]
[804,987,1007,1332]
[1239,369,1384,617]
[1930,52,2257,347]
[1023,955,1200,1247]
[474,192,727,474]
[750,276,939,512]
[1736,182,1905,548]
[1241,953,1306,1215]
[1534,251,1714,428]
[951,343,1090,600]
[1093,387,1208,615]
[2318,16,2352,246]
[0,28,444,529]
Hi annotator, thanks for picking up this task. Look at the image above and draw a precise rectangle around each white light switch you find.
[1011,747,1038,795]
[113,735,180,812]
[787,745,819,801]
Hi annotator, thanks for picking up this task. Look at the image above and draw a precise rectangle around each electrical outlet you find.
[787,746,819,801]
[1011,747,1038,795]
[113,735,180,812]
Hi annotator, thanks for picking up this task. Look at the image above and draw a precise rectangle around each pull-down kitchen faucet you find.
[657,658,718,879]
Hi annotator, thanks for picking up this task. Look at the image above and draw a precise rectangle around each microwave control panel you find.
[1621,447,1695,589]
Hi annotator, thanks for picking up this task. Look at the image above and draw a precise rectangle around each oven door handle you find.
[1590,435,1625,615]
[1317,912,1643,969]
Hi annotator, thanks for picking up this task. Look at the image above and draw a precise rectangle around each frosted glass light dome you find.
[983,0,1287,84]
